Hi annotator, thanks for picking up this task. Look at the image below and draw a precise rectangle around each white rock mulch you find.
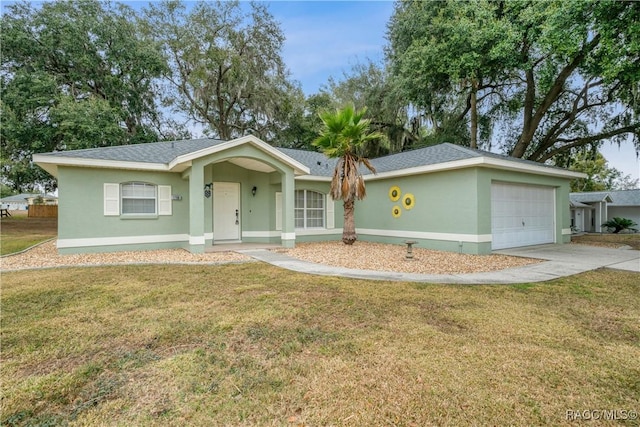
[0,241,252,271]
[2,239,540,275]
[277,241,541,275]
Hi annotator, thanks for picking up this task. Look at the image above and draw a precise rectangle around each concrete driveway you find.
[494,243,640,275]
[243,243,639,284]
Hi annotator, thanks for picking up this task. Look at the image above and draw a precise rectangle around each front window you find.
[121,182,157,215]
[295,190,325,228]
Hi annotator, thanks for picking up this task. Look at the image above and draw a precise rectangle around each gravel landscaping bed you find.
[0,241,252,271]
[569,241,627,249]
[277,241,541,274]
[2,239,541,274]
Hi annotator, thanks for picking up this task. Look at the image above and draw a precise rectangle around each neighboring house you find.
[570,189,640,232]
[0,193,54,210]
[33,136,584,255]
[26,194,58,206]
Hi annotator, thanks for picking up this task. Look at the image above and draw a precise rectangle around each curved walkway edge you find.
[238,244,640,284]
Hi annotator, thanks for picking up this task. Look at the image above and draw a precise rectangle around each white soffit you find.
[170,135,310,175]
[228,158,276,173]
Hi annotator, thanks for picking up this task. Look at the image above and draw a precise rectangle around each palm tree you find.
[313,104,384,245]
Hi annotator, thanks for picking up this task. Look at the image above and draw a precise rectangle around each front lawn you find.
[0,215,57,255]
[2,264,639,426]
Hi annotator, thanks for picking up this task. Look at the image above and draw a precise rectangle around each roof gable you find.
[33,136,310,176]
[569,192,613,203]
[0,193,42,203]
[570,189,640,206]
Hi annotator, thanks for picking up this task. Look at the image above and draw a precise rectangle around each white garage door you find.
[491,182,555,250]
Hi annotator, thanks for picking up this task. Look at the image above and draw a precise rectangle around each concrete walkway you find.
[238,244,639,284]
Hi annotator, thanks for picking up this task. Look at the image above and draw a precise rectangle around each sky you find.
[263,0,638,182]
[266,1,393,95]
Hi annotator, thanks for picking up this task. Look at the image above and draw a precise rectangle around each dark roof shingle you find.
[38,139,226,164]
[36,139,574,177]
[570,189,640,206]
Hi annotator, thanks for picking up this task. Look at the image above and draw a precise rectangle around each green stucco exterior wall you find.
[55,142,309,253]
[57,166,189,254]
[352,167,572,254]
[54,157,573,256]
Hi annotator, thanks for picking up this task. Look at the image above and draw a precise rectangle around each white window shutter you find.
[275,192,282,231]
[104,183,120,216]
[158,185,172,215]
[326,195,335,229]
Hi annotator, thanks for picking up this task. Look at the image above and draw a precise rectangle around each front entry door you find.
[213,182,240,242]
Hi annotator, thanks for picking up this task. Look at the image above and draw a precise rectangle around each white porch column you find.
[280,170,296,248]
[188,161,205,253]
[595,201,604,233]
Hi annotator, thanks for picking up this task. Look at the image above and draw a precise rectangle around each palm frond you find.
[360,158,377,174]
[313,103,379,202]
[355,175,366,200]
[330,158,343,199]
[341,178,350,201]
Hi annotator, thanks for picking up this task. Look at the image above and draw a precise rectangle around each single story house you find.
[0,193,57,210]
[33,136,585,255]
[570,189,640,232]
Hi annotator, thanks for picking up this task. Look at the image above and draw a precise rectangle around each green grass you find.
[2,263,639,426]
[0,215,57,255]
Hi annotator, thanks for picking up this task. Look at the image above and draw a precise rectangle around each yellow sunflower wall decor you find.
[403,193,415,210]
[389,185,401,202]
[392,205,402,218]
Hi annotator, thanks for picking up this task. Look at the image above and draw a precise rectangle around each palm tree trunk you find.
[342,199,357,245]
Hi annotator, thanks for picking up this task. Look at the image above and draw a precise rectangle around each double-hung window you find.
[121,182,157,215]
[295,189,325,228]
[104,182,171,217]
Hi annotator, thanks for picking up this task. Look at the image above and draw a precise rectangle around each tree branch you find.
[536,124,640,162]
[512,34,601,158]
[529,78,605,160]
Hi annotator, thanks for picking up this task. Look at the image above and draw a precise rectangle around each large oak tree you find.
[1,0,171,191]
[387,0,640,162]
[142,0,302,141]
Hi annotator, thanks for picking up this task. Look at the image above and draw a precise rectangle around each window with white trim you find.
[121,182,157,215]
[104,182,172,217]
[295,189,325,228]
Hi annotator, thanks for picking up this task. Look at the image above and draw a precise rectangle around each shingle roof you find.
[570,189,640,206]
[283,143,569,177]
[0,193,41,203]
[35,138,575,178]
[37,139,226,164]
[276,148,338,177]
[570,192,612,203]
[369,143,476,174]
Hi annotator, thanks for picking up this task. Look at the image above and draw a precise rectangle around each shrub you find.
[601,217,638,234]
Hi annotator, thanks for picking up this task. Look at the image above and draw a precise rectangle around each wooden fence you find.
[28,205,58,218]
